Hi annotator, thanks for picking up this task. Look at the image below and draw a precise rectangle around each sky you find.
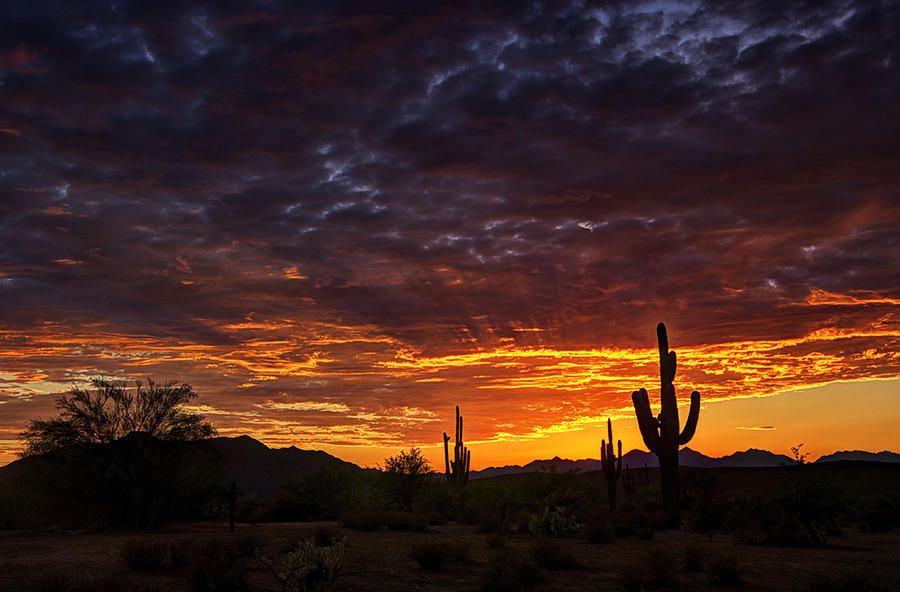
[1,0,898,469]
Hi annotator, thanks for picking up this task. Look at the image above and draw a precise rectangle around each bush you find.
[482,549,544,592]
[530,539,581,570]
[188,539,253,592]
[312,523,344,546]
[258,536,345,592]
[528,506,579,537]
[121,538,168,572]
[339,510,428,531]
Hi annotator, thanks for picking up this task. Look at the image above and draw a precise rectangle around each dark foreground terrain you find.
[1,520,897,592]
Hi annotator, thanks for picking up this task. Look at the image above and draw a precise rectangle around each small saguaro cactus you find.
[631,322,700,529]
[443,405,470,485]
[600,418,622,511]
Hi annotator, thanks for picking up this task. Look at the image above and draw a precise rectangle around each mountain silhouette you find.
[0,434,360,498]
[204,435,360,495]
[814,450,900,463]
[467,447,900,479]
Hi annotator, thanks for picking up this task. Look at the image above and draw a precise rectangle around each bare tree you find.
[19,377,216,456]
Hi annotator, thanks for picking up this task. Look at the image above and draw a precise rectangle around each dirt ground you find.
[1,521,897,591]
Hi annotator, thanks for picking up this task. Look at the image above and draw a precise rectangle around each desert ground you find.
[1,519,896,592]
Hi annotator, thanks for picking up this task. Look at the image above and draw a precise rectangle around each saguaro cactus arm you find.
[677,390,701,445]
[443,432,451,477]
[632,388,661,453]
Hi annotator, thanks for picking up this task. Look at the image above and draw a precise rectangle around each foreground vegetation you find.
[2,456,899,591]
[1,517,897,591]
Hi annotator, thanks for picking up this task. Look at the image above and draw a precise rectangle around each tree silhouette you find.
[19,377,216,456]
[382,447,432,511]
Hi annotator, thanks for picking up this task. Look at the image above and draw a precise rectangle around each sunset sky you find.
[1,0,898,469]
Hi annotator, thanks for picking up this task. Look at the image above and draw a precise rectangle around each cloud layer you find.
[1,0,898,462]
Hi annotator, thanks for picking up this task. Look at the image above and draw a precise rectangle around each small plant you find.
[530,539,581,570]
[485,533,506,548]
[121,538,168,572]
[709,553,742,586]
[528,506,579,537]
[258,536,345,592]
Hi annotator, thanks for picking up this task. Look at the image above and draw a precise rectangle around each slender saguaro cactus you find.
[443,405,470,485]
[631,322,700,528]
[600,418,622,511]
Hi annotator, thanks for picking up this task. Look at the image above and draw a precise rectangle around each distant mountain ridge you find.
[203,435,361,496]
[469,447,899,479]
[0,434,360,497]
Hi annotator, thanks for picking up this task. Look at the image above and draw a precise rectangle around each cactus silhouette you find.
[443,405,470,485]
[631,322,700,528]
[600,418,622,511]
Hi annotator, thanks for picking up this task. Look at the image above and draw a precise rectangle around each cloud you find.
[0,0,897,458]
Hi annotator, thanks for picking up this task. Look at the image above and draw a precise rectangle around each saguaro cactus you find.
[443,405,470,485]
[600,418,622,511]
[631,322,700,528]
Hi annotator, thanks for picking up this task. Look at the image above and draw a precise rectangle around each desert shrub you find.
[682,543,707,572]
[258,536,345,592]
[385,510,429,531]
[340,510,384,530]
[339,509,428,531]
[188,539,253,592]
[709,554,742,586]
[583,510,616,543]
[806,571,876,592]
[775,468,845,546]
[482,548,544,592]
[228,532,261,558]
[608,504,666,540]
[311,523,344,546]
[530,539,581,570]
[528,506,579,537]
[121,538,168,572]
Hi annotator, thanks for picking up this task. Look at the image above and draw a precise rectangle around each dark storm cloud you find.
[1,0,898,449]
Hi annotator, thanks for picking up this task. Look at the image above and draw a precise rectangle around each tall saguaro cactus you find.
[443,405,470,485]
[631,322,700,528]
[600,418,622,511]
